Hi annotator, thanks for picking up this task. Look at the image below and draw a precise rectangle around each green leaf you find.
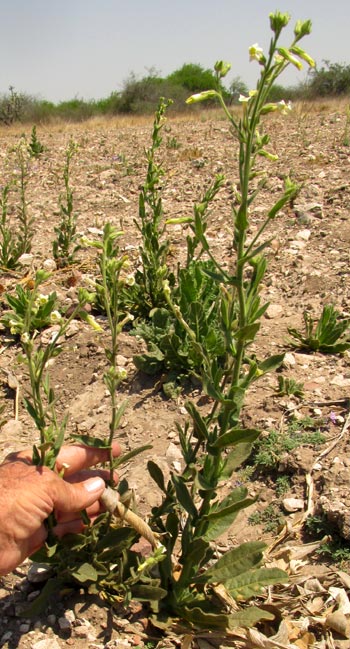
[235,323,260,342]
[70,434,111,449]
[210,428,260,450]
[228,605,275,628]
[194,541,265,583]
[22,577,62,617]
[185,401,209,441]
[71,562,98,583]
[148,460,166,492]
[131,584,167,602]
[172,474,198,518]
[96,526,138,553]
[203,495,256,542]
[258,353,285,374]
[205,496,256,524]
[112,444,152,468]
[222,443,256,476]
[181,603,274,629]
[133,349,164,375]
[225,567,288,600]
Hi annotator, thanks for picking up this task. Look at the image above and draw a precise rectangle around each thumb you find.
[52,476,106,514]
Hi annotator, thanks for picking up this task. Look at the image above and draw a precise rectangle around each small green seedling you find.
[277,375,304,397]
[288,304,350,353]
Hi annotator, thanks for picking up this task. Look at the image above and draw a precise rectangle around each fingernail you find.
[84,477,105,493]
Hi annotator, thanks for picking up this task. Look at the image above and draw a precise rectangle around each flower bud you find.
[186,90,218,104]
[277,47,303,70]
[294,19,312,38]
[214,60,232,78]
[269,11,290,33]
[290,45,315,68]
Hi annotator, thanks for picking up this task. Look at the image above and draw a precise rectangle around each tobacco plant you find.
[121,98,174,318]
[3,11,317,634]
[135,11,315,629]
[52,139,81,267]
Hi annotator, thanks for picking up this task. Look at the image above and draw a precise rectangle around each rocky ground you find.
[0,100,350,648]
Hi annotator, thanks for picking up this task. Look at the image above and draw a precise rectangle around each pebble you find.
[32,639,61,649]
[282,352,296,368]
[43,258,57,271]
[265,303,284,319]
[27,563,53,584]
[283,497,305,512]
[1,418,23,437]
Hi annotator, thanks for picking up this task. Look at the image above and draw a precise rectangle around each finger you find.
[65,468,119,486]
[56,498,102,523]
[6,442,121,474]
[51,475,106,514]
[55,442,121,476]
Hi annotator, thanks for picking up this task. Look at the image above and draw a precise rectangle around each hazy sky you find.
[0,0,348,103]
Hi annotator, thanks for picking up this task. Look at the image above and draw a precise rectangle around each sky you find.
[0,0,349,103]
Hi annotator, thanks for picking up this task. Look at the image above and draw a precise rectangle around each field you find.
[1,101,350,648]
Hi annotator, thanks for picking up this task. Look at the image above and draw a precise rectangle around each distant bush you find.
[3,58,350,125]
[306,60,350,97]
[117,72,188,114]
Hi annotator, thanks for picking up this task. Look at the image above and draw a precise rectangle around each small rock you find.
[19,623,30,633]
[116,354,128,367]
[31,639,61,649]
[282,352,296,368]
[18,253,34,266]
[166,442,182,463]
[58,615,73,631]
[27,563,53,584]
[265,304,284,319]
[331,375,350,387]
[283,497,304,513]
[43,258,57,272]
[1,419,23,437]
[296,229,311,241]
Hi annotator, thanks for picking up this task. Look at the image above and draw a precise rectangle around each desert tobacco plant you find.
[123,97,174,318]
[13,136,35,258]
[52,139,80,267]
[0,184,23,270]
[28,125,45,159]
[4,270,93,467]
[5,12,317,633]
[0,136,35,269]
[132,11,316,629]
[288,304,350,353]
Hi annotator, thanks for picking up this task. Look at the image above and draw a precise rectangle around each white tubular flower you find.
[116,367,128,381]
[50,310,63,324]
[249,43,265,63]
[36,293,49,307]
[20,332,30,344]
[125,274,135,287]
[85,314,103,332]
[277,100,293,115]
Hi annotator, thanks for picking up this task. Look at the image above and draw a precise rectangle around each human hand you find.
[0,442,121,576]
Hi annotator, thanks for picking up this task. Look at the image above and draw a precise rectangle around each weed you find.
[52,139,81,267]
[251,419,326,471]
[28,126,45,158]
[166,135,181,149]
[306,515,350,566]
[248,504,285,533]
[277,375,304,397]
[288,304,350,353]
[275,475,291,496]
